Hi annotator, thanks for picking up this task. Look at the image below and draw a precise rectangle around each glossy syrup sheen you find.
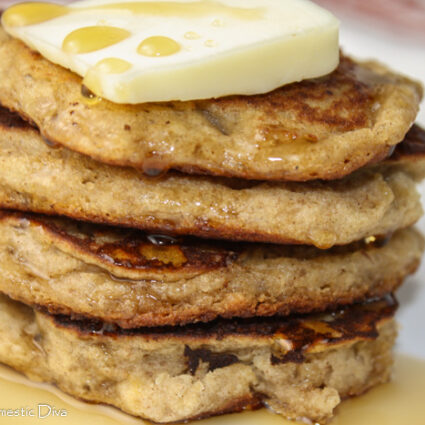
[93,58,133,74]
[1,2,69,27]
[137,36,181,57]
[2,1,263,27]
[62,26,131,54]
[0,355,424,424]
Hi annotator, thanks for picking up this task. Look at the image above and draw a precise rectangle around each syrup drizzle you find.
[62,26,131,54]
[137,36,181,57]
[81,84,102,105]
[141,156,170,177]
[1,2,69,26]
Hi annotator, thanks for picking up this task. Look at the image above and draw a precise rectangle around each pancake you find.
[0,108,424,247]
[0,210,421,327]
[0,293,397,423]
[0,27,422,181]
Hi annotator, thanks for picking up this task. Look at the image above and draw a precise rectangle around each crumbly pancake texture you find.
[0,108,424,247]
[0,210,422,327]
[0,27,422,181]
[0,294,397,423]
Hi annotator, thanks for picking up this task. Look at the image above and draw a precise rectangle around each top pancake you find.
[0,26,422,181]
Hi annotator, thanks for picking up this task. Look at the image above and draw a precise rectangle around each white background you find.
[331,10,425,359]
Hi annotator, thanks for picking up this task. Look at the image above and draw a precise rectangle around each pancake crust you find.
[0,210,422,327]
[0,294,397,423]
[0,27,422,181]
[0,107,424,247]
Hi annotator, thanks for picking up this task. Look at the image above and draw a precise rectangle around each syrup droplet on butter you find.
[94,58,132,74]
[184,31,201,40]
[204,39,217,48]
[137,36,181,57]
[211,18,225,27]
[1,2,69,27]
[62,26,131,54]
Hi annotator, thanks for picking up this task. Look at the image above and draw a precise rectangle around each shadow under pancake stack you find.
[0,22,424,425]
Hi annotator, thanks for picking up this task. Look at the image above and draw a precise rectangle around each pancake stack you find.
[0,21,424,424]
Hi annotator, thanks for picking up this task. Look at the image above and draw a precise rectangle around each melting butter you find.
[83,58,132,98]
[138,36,181,57]
[2,0,340,103]
[94,58,133,74]
[62,26,131,54]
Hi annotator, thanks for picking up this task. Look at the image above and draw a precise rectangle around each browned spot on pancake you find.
[184,346,239,375]
[271,351,304,365]
[0,105,29,129]
[0,209,396,271]
[205,56,373,133]
[391,124,425,160]
[0,210,239,274]
[34,216,237,272]
[50,295,397,360]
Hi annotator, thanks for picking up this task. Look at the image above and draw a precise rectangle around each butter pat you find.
[2,0,340,104]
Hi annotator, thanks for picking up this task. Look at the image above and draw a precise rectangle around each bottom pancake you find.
[0,294,397,424]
